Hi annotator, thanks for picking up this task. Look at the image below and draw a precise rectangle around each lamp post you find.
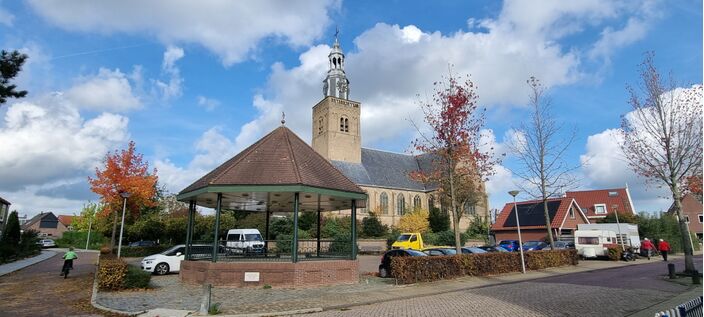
[117,191,130,258]
[85,215,93,250]
[509,190,526,274]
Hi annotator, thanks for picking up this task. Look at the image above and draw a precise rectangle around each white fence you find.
[655,296,703,317]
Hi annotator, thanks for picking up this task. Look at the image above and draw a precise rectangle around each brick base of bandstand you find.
[179,259,359,288]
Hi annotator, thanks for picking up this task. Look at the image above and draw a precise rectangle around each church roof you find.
[180,126,365,195]
[331,148,438,192]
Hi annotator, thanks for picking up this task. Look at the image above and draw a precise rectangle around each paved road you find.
[0,250,116,317]
[305,256,703,317]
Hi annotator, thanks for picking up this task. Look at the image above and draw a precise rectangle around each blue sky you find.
[0,0,701,217]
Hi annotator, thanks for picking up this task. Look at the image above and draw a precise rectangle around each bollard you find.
[668,263,676,279]
[200,283,212,315]
[692,270,701,285]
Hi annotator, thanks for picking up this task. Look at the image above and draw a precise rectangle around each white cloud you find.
[65,68,142,112]
[155,46,184,101]
[0,95,129,191]
[197,96,220,111]
[26,0,340,65]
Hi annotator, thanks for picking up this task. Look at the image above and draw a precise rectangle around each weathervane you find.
[334,26,340,42]
[281,111,286,125]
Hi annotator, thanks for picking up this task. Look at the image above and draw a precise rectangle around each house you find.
[310,36,488,230]
[57,215,75,231]
[21,212,68,238]
[668,193,703,241]
[565,187,636,221]
[0,196,10,237]
[491,197,590,242]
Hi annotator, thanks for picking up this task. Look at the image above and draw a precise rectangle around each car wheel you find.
[155,263,170,275]
[379,267,388,278]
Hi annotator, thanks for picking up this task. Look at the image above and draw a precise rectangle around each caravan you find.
[574,229,617,259]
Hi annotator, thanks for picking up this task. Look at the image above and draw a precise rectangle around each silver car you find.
[37,239,56,248]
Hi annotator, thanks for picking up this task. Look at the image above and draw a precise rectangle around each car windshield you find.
[245,234,262,241]
[524,241,541,247]
[406,250,428,256]
[160,246,183,255]
[397,234,411,241]
[499,241,514,245]
[494,246,509,252]
[465,247,487,253]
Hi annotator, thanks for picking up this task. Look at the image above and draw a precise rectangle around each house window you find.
[413,195,421,210]
[594,204,607,214]
[397,195,406,216]
[684,215,690,223]
[569,207,575,219]
[698,214,702,223]
[379,192,388,215]
[608,191,618,197]
[464,201,476,216]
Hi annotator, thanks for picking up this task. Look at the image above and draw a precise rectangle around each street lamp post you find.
[85,216,93,250]
[509,190,526,274]
[117,191,130,258]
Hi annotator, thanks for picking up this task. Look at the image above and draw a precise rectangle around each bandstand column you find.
[212,193,222,263]
[292,192,300,263]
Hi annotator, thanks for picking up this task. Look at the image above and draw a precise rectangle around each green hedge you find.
[112,245,171,257]
[390,250,578,284]
[56,231,107,250]
[124,265,151,289]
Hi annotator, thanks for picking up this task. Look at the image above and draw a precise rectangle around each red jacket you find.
[658,241,671,252]
[642,240,655,250]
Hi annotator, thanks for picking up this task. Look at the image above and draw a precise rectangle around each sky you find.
[0,0,701,218]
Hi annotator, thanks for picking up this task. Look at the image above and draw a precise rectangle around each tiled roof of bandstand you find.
[331,149,438,192]
[180,126,365,195]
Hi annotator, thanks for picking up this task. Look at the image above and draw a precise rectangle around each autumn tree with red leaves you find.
[411,72,499,253]
[621,53,702,273]
[89,141,158,250]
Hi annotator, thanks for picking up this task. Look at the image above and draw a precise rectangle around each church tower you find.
[312,33,362,163]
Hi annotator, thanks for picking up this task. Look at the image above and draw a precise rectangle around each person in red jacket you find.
[658,239,671,261]
[641,238,655,260]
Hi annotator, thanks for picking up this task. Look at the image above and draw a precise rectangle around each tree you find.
[1,211,20,245]
[411,71,499,253]
[508,77,579,248]
[397,208,430,234]
[427,206,450,233]
[685,175,702,197]
[596,211,638,224]
[0,50,28,106]
[88,141,158,251]
[620,53,703,273]
[71,202,102,231]
[361,212,388,238]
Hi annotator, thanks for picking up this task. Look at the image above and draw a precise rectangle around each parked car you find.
[542,241,575,250]
[460,247,488,254]
[37,239,56,248]
[423,247,457,256]
[498,240,521,252]
[522,241,549,251]
[141,244,224,275]
[378,249,427,278]
[129,240,158,247]
[477,245,509,252]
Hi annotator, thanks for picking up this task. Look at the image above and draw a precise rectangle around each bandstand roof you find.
[177,126,366,212]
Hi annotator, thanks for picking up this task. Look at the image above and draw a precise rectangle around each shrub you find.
[275,230,311,254]
[386,228,401,249]
[426,230,467,246]
[397,209,429,233]
[18,230,40,257]
[56,231,107,250]
[321,216,360,239]
[390,250,578,284]
[361,212,388,238]
[123,265,151,289]
[98,257,128,290]
[329,233,357,254]
[606,247,622,261]
[428,207,450,233]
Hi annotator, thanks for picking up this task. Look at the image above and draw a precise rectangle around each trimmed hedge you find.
[390,250,578,284]
[98,255,151,290]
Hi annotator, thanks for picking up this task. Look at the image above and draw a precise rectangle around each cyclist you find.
[60,247,78,276]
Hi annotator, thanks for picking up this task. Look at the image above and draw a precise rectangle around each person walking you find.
[658,239,671,261]
[641,238,655,260]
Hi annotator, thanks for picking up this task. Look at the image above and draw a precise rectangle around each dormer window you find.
[594,204,607,214]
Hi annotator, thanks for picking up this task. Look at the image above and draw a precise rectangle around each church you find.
[310,37,489,231]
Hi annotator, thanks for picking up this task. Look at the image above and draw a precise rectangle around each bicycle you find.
[61,261,71,279]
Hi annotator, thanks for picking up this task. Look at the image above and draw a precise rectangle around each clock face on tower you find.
[337,80,348,97]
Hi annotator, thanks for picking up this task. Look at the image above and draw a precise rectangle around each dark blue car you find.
[498,240,521,252]
[522,241,549,251]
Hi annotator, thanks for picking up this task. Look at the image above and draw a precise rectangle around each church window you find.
[379,192,389,214]
[413,195,421,210]
[464,201,476,216]
[344,118,349,132]
[340,116,349,132]
[318,117,324,134]
[397,195,406,216]
[428,195,435,209]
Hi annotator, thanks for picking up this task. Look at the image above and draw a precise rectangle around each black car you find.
[378,249,427,278]
[129,240,158,247]
[423,247,457,256]
[460,247,488,254]
[477,245,509,252]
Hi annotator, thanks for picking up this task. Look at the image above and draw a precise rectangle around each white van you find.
[575,230,617,259]
[226,229,265,253]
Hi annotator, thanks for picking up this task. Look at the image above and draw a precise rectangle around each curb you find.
[212,307,324,317]
[0,250,56,276]
[90,259,146,316]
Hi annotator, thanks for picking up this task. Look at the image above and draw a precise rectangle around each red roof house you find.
[491,197,590,242]
[565,187,635,220]
[57,215,75,229]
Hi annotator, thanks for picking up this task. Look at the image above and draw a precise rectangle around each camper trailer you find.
[574,229,617,259]
[577,223,640,251]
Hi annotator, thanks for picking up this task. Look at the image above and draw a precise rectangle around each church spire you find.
[323,27,349,99]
